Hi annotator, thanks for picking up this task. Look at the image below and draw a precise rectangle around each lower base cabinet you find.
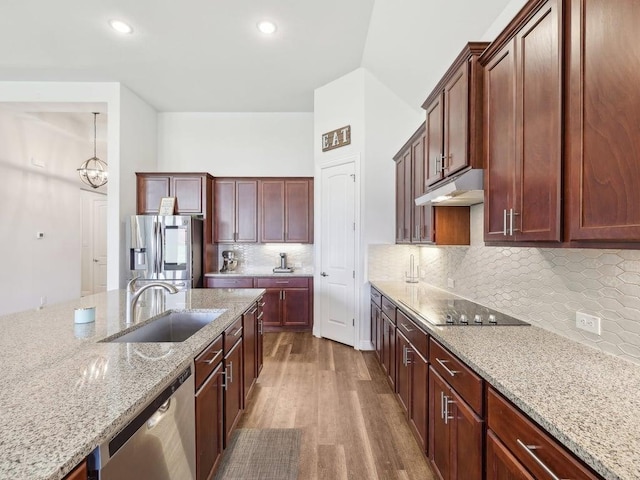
[63,460,87,480]
[195,363,225,480]
[255,277,313,330]
[224,338,243,445]
[486,430,535,480]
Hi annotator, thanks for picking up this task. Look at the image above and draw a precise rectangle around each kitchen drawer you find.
[429,338,483,415]
[381,296,397,324]
[206,276,254,288]
[255,276,310,288]
[487,388,600,480]
[396,309,428,359]
[224,317,243,353]
[194,334,223,390]
[370,287,382,308]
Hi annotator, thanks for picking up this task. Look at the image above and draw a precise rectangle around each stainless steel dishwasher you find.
[95,366,195,480]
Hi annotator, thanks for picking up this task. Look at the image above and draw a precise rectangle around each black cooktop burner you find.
[399,299,529,326]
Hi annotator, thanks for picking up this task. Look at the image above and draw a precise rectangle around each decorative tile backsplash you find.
[215,243,314,274]
[368,205,640,365]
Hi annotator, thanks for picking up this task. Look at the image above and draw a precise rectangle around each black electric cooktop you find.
[398,298,529,326]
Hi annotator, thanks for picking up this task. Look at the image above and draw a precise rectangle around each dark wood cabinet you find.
[429,367,483,480]
[223,338,243,445]
[195,363,224,480]
[242,303,258,404]
[396,333,411,413]
[194,335,224,480]
[255,277,313,330]
[256,296,265,375]
[214,179,258,243]
[486,430,535,480]
[205,276,254,288]
[259,178,313,243]
[381,313,396,390]
[63,460,87,480]
[481,0,562,244]
[487,387,600,480]
[371,301,382,360]
[566,0,640,243]
[422,42,488,188]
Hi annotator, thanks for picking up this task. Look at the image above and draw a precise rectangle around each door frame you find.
[314,154,362,348]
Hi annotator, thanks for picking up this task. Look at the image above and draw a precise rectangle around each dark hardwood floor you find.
[238,332,435,480]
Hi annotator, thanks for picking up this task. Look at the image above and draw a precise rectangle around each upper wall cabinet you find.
[566,0,640,243]
[481,0,640,247]
[480,0,562,243]
[259,178,314,244]
[422,42,489,189]
[136,172,213,218]
[214,179,258,243]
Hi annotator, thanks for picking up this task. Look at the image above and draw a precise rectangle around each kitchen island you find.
[0,287,263,480]
[372,281,640,480]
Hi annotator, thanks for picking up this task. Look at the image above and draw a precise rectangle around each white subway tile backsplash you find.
[368,205,640,365]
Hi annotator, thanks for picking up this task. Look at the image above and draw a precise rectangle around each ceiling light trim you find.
[109,19,134,34]
[257,20,277,35]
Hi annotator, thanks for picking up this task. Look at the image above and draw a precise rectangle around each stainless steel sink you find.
[105,310,225,343]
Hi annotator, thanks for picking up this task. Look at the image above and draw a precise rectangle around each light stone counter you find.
[0,287,264,480]
[372,280,640,480]
[205,268,314,277]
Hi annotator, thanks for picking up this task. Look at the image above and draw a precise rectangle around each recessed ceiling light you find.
[109,19,134,34]
[257,20,277,35]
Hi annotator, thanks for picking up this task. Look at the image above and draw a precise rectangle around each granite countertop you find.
[0,287,264,480]
[372,281,640,480]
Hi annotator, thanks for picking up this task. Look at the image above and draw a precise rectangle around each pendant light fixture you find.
[77,112,108,189]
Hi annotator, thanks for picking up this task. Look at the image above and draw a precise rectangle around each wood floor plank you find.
[238,332,434,480]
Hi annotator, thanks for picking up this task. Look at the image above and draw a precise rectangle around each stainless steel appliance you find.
[399,298,529,326]
[219,250,238,273]
[128,215,203,288]
[273,252,293,273]
[95,367,195,480]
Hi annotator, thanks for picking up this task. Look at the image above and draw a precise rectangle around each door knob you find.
[93,259,99,263]
[321,272,329,277]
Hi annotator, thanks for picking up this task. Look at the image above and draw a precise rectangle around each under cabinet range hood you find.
[415,169,484,206]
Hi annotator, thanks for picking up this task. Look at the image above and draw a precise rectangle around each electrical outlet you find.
[36,232,44,239]
[447,278,455,288]
[576,312,601,335]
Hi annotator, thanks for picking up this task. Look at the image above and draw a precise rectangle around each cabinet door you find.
[567,0,640,241]
[172,176,204,214]
[450,388,483,480]
[261,289,282,327]
[429,368,451,479]
[395,158,406,242]
[236,180,258,243]
[409,350,428,453]
[412,133,427,242]
[282,288,310,327]
[371,302,381,359]
[214,180,236,243]
[195,364,224,480]
[137,175,170,214]
[396,333,411,414]
[443,63,469,177]
[514,0,562,242]
[425,94,444,187]
[285,180,312,243]
[484,39,516,242]
[224,340,243,445]
[387,317,396,389]
[243,304,257,403]
[257,297,265,374]
[259,180,285,242]
[402,150,412,243]
[486,430,535,480]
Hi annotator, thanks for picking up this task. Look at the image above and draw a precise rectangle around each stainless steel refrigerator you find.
[127,215,203,288]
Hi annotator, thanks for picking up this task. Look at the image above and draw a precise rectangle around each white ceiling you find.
[0,0,516,113]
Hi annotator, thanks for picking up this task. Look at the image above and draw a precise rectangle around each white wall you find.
[0,110,105,314]
[157,112,314,176]
[313,68,423,348]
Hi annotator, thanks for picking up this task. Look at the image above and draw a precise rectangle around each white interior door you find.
[320,161,356,346]
[81,190,107,296]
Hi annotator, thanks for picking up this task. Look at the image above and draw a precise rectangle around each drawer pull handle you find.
[275,281,289,284]
[259,302,266,307]
[231,327,243,337]
[436,358,459,377]
[400,322,415,332]
[250,307,258,315]
[516,439,563,480]
[204,350,222,365]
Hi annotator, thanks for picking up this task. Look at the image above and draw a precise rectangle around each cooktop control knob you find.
[488,314,497,324]
[459,314,468,324]
[474,314,482,324]
[446,314,454,324]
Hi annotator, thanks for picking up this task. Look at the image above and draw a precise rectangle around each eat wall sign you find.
[322,125,351,152]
